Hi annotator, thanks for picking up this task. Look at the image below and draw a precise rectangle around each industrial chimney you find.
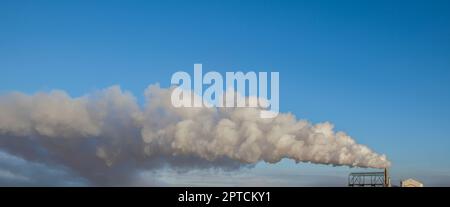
[384,168,391,187]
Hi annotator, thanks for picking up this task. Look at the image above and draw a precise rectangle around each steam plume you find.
[0,85,390,185]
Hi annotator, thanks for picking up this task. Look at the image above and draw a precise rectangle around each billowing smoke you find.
[0,85,390,185]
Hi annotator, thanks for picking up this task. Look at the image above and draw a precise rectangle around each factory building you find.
[401,179,424,187]
[348,168,424,187]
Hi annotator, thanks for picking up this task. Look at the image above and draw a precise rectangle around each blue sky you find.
[1,0,450,186]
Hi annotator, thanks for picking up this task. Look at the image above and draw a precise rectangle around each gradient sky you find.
[1,0,450,186]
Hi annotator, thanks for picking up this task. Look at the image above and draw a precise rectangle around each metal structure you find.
[348,168,390,187]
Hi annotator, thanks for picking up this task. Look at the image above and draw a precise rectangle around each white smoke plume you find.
[0,85,390,185]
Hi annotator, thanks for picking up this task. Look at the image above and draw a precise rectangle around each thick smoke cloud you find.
[0,85,390,185]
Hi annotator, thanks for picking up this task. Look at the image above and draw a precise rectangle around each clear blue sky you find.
[1,0,450,186]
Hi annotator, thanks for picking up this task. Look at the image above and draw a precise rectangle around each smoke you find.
[0,85,390,185]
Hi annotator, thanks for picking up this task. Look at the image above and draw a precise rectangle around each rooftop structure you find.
[348,168,390,187]
[401,179,424,187]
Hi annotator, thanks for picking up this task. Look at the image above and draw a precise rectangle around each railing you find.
[348,172,385,187]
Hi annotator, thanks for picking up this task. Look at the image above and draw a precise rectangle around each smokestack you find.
[384,168,390,187]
